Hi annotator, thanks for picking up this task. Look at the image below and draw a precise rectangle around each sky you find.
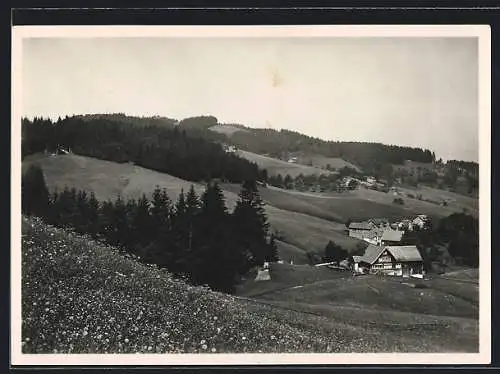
[22,37,479,162]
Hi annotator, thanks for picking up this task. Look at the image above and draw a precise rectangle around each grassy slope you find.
[235,150,335,178]
[208,124,362,173]
[23,153,477,258]
[275,240,310,265]
[21,216,478,353]
[297,154,362,173]
[394,185,479,217]
[224,182,468,223]
[209,124,250,136]
[23,154,363,255]
[243,273,479,352]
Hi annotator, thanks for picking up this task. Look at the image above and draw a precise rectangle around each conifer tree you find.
[130,194,153,251]
[232,180,270,267]
[22,164,49,218]
[174,189,187,218]
[147,186,174,267]
[192,182,247,293]
[75,190,90,233]
[99,200,115,242]
[266,233,280,262]
[57,187,78,228]
[111,195,128,248]
[87,191,100,238]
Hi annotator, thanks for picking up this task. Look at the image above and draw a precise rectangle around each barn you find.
[355,244,424,278]
[380,229,404,246]
[348,221,376,240]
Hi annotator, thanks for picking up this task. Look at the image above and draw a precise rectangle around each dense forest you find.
[22,164,278,293]
[21,116,266,184]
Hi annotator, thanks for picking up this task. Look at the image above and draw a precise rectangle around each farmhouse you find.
[348,221,376,240]
[380,229,404,246]
[355,244,424,277]
[412,214,429,229]
[362,228,383,245]
[368,218,390,228]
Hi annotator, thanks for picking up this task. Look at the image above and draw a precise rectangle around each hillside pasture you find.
[351,188,468,219]
[394,185,479,218]
[209,124,249,136]
[297,154,362,173]
[275,240,310,265]
[258,275,478,320]
[23,154,361,258]
[236,150,334,178]
[22,153,219,206]
[236,262,350,298]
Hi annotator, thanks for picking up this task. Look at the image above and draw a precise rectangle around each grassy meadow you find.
[23,153,478,264]
[235,150,335,178]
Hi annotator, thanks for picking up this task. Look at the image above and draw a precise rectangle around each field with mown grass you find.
[21,216,479,353]
[235,150,335,178]
[237,269,479,352]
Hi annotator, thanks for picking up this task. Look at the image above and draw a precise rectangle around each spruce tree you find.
[266,233,280,262]
[99,200,115,242]
[57,187,78,228]
[147,187,174,268]
[112,195,128,248]
[192,182,244,292]
[131,194,153,251]
[75,190,90,233]
[232,180,270,267]
[87,192,100,238]
[21,164,49,218]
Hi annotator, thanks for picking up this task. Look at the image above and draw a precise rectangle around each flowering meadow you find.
[21,216,331,353]
[21,216,478,354]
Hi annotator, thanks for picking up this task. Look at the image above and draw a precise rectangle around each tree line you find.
[22,164,278,293]
[21,116,267,184]
[225,126,435,170]
[267,167,363,192]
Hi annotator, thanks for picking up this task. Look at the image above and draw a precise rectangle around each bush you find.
[393,197,405,205]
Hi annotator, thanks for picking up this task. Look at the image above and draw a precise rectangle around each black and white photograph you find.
[11,25,491,365]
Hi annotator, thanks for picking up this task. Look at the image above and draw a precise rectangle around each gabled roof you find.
[368,218,389,226]
[352,255,363,263]
[360,244,385,265]
[381,229,404,242]
[348,222,373,230]
[364,228,384,239]
[386,246,423,262]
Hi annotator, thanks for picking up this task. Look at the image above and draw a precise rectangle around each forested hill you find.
[216,126,436,172]
[21,116,266,183]
[67,114,438,172]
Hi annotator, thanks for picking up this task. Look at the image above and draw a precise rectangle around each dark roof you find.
[386,246,423,262]
[381,229,404,242]
[369,218,389,225]
[349,222,373,230]
[360,244,385,265]
[352,255,363,263]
